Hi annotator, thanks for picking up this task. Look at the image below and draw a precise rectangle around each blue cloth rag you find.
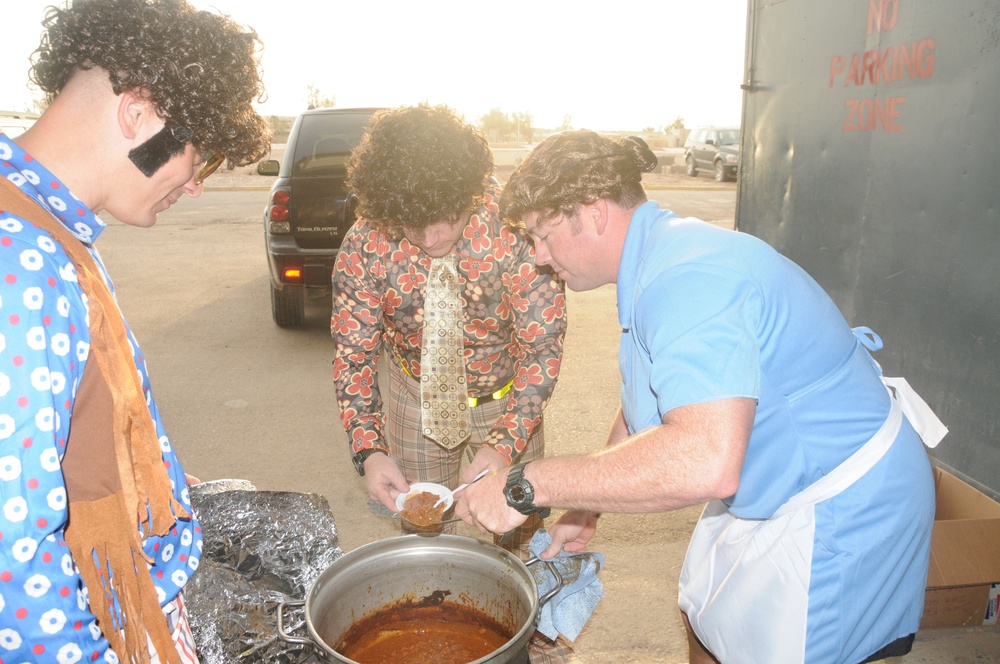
[528,530,605,642]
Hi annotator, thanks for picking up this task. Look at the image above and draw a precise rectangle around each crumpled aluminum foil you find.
[186,486,344,663]
[192,478,258,495]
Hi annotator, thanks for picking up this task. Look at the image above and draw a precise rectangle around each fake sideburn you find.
[128,124,193,177]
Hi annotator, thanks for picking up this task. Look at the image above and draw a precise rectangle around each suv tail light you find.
[268,188,290,230]
[282,267,303,282]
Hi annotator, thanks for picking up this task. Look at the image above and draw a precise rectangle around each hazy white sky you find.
[1,0,748,132]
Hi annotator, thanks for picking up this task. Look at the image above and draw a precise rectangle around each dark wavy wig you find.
[500,130,657,227]
[30,0,270,167]
[346,104,493,236]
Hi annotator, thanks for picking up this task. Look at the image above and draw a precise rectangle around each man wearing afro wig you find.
[0,1,270,661]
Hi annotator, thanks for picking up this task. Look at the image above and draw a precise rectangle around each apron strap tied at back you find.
[852,325,948,449]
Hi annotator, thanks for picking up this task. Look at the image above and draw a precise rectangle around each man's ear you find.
[591,199,610,235]
[117,88,159,143]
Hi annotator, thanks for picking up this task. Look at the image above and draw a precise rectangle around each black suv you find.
[262,108,381,327]
[683,126,740,182]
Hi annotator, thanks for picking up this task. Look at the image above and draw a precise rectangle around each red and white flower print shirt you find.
[332,186,567,464]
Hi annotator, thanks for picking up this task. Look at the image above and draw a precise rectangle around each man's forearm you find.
[525,398,754,513]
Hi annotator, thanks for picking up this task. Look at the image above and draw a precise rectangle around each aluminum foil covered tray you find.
[186,484,343,663]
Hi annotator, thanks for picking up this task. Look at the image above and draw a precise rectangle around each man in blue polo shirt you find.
[456,130,944,664]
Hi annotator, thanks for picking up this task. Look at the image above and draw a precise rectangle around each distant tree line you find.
[477,108,534,144]
[280,87,690,147]
[306,85,336,110]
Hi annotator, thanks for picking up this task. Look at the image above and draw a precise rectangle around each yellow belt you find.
[395,353,513,408]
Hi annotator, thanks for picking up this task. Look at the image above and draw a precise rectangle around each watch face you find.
[508,485,528,504]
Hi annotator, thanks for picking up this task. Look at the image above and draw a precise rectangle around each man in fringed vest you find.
[0,1,270,661]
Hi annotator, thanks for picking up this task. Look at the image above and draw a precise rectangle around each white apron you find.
[677,376,946,663]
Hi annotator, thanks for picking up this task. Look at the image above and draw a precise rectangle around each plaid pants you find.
[146,592,198,663]
[527,633,582,663]
[386,356,544,555]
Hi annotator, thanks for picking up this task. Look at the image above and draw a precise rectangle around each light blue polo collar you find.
[616,200,674,332]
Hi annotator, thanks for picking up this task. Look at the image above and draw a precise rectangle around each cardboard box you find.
[920,467,1000,629]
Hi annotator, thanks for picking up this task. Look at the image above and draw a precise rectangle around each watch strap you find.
[505,463,550,518]
[352,448,387,476]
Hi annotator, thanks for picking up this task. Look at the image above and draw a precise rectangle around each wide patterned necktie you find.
[420,255,470,448]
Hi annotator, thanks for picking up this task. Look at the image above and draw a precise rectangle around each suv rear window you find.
[715,129,739,145]
[289,112,373,177]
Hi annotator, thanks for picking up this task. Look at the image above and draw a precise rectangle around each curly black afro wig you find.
[346,104,494,237]
[30,0,270,167]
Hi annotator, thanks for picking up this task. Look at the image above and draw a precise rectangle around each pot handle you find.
[276,599,317,646]
[525,557,564,607]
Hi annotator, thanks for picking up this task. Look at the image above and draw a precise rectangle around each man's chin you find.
[563,274,599,292]
[556,269,576,288]
[123,213,160,228]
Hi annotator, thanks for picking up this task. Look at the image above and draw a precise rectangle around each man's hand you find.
[454,466,528,535]
[543,510,600,558]
[363,453,409,512]
[462,445,506,483]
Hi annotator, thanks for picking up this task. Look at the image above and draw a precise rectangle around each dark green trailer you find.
[736,0,1000,498]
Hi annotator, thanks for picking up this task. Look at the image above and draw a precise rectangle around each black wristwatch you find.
[352,448,387,477]
[504,463,551,518]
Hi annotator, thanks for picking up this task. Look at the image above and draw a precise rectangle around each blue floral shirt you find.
[0,132,201,661]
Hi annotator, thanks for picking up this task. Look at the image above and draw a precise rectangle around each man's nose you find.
[533,241,551,265]
[423,227,443,245]
[184,178,205,198]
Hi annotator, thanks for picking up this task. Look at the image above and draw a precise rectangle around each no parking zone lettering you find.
[829,0,935,133]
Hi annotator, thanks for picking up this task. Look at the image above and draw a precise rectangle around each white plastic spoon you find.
[434,468,491,508]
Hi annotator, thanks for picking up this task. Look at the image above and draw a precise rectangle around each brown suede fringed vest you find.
[0,177,187,663]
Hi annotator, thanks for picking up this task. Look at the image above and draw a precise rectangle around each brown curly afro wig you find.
[346,104,494,237]
[30,0,270,167]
